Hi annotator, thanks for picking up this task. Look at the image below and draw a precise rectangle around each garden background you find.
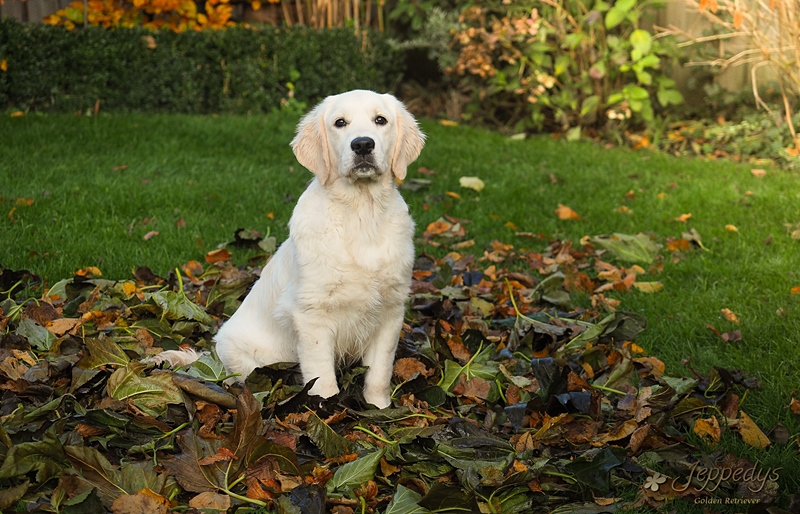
[1,0,800,512]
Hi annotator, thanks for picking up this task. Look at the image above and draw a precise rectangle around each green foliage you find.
[437,0,683,132]
[0,19,402,114]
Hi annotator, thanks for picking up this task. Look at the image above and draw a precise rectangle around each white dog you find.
[214,90,425,408]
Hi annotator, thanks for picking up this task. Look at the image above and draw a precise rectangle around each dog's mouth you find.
[348,158,381,180]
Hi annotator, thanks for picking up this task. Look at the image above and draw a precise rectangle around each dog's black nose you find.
[350,137,375,156]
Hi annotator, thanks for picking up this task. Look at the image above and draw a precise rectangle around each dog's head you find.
[291,90,425,185]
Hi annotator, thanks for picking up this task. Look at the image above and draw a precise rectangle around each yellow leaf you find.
[75,266,102,278]
[251,0,261,8]
[554,204,582,220]
[440,119,458,127]
[693,416,721,443]
[657,192,667,199]
[0,59,7,72]
[721,308,740,323]
[736,410,770,448]
[122,282,139,297]
[10,111,24,118]
[445,191,462,200]
[504,221,518,230]
[459,176,485,192]
[633,281,664,293]
[725,224,738,232]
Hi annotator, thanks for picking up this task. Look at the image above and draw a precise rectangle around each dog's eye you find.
[334,118,347,128]
[374,116,388,126]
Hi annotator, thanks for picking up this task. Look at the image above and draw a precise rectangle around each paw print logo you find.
[644,472,668,492]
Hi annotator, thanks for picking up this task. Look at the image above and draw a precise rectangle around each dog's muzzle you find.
[349,137,380,179]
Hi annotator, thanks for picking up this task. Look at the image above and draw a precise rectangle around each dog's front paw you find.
[363,387,391,409]
[308,379,340,399]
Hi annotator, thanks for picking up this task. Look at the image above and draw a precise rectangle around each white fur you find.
[214,90,425,408]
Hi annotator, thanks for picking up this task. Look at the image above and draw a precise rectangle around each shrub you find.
[659,0,800,151]
[0,19,402,114]
[421,0,684,134]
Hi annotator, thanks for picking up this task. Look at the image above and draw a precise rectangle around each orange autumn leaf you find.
[673,213,692,223]
[205,248,232,263]
[693,416,721,443]
[751,168,766,178]
[554,204,582,220]
[0,59,7,72]
[721,308,740,323]
[75,266,102,278]
[424,219,453,237]
[789,397,800,415]
[445,191,462,200]
[725,224,738,232]
[667,238,691,252]
[790,285,800,295]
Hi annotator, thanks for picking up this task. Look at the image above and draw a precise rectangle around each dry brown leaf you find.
[393,358,431,381]
[188,492,231,510]
[110,491,169,514]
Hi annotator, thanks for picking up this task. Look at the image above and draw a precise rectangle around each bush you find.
[0,19,403,114]
[417,0,683,134]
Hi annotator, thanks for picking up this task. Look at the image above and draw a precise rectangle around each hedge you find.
[0,19,404,114]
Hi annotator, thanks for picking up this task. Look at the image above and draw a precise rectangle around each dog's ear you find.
[388,96,425,181]
[291,101,334,185]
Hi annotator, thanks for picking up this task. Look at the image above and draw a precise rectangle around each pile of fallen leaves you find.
[0,224,796,514]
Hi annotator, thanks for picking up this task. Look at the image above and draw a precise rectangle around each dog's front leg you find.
[295,323,340,398]
[361,309,403,408]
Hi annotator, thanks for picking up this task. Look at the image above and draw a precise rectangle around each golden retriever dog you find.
[214,90,425,408]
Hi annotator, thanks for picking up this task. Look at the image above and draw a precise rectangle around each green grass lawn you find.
[2,111,800,507]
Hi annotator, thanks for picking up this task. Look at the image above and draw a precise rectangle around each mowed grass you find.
[2,112,800,497]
